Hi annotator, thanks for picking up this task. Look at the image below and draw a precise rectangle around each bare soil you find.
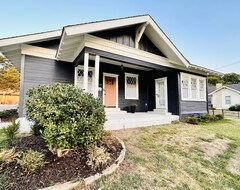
[198,138,231,160]
[1,135,122,190]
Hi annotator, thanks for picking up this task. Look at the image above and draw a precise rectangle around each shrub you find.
[183,117,200,125]
[87,145,111,171]
[101,131,116,151]
[17,150,45,172]
[31,122,44,136]
[229,104,240,111]
[0,148,20,168]
[0,109,17,119]
[3,120,19,143]
[25,83,106,157]
[215,114,224,120]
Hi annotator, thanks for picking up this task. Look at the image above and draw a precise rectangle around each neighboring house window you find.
[75,66,94,94]
[225,96,231,104]
[125,73,139,99]
[181,73,206,101]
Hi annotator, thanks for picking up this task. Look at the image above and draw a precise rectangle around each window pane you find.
[182,77,189,99]
[125,75,138,99]
[77,69,93,93]
[199,79,205,99]
[225,96,231,104]
[191,78,197,99]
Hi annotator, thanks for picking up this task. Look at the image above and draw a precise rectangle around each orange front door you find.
[105,76,116,107]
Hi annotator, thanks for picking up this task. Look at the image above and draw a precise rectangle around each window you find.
[181,73,206,101]
[75,66,94,94]
[225,96,231,104]
[125,73,139,99]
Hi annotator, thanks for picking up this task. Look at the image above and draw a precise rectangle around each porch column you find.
[94,55,100,98]
[83,53,89,92]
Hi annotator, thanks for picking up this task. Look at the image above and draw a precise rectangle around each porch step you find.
[148,108,172,115]
[104,108,127,115]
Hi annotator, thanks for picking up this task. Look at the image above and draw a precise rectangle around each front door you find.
[155,77,168,110]
[104,76,116,107]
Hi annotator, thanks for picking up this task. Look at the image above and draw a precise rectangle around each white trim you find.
[135,22,149,48]
[0,30,61,47]
[19,55,25,117]
[74,65,95,95]
[155,77,168,112]
[21,44,56,59]
[83,53,89,92]
[94,55,100,98]
[103,72,119,108]
[124,72,139,100]
[180,72,207,101]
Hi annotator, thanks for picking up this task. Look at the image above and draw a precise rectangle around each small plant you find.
[0,148,20,169]
[17,150,45,172]
[3,120,19,144]
[87,145,111,171]
[183,117,199,125]
[182,114,224,125]
[101,131,116,151]
[130,103,137,113]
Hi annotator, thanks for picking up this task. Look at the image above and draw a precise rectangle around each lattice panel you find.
[126,76,136,86]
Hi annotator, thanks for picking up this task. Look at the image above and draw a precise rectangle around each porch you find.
[104,112,179,130]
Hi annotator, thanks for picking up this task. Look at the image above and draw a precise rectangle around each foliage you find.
[0,148,20,168]
[17,150,45,172]
[31,122,44,136]
[229,104,240,111]
[0,173,8,190]
[222,73,240,84]
[101,131,116,151]
[182,114,224,125]
[87,145,111,170]
[3,120,19,142]
[208,75,223,86]
[25,83,106,156]
[0,66,20,92]
[0,109,17,119]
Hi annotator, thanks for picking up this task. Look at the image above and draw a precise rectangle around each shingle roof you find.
[208,83,240,94]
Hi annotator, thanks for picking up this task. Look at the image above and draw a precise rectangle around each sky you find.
[0,0,240,74]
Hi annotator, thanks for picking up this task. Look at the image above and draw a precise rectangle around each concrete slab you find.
[104,112,179,130]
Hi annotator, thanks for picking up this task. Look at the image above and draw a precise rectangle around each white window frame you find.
[125,72,139,100]
[74,65,95,95]
[225,96,231,105]
[180,72,206,101]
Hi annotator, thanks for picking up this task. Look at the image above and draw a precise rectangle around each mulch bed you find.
[1,113,18,122]
[1,135,123,190]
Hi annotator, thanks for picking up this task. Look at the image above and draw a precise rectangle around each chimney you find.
[216,83,222,89]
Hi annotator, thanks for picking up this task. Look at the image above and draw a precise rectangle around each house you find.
[208,83,240,109]
[0,15,221,125]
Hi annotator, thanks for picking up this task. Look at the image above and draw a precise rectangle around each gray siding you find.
[180,101,207,117]
[20,55,74,116]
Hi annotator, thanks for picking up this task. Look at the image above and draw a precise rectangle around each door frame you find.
[103,72,119,108]
[155,77,168,111]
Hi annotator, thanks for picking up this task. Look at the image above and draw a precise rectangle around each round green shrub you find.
[25,83,106,152]
[229,104,240,111]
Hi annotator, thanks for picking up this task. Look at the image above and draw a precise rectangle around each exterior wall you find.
[212,88,240,109]
[19,55,74,116]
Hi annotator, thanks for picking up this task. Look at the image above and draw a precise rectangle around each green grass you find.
[85,119,240,190]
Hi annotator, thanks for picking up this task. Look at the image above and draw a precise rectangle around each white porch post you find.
[94,55,100,98]
[83,53,89,92]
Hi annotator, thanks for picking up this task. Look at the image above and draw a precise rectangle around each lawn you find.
[79,119,240,190]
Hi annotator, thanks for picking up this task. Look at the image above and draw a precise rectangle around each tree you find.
[208,75,223,86]
[0,66,20,92]
[223,73,240,84]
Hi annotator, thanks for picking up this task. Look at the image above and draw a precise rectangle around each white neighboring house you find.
[208,83,240,109]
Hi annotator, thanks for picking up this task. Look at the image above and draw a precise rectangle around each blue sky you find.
[1,0,240,74]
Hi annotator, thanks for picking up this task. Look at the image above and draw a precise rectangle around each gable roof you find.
[57,14,190,67]
[209,83,240,95]
[0,15,222,75]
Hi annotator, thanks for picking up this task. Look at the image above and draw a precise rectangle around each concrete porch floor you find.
[104,112,179,130]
